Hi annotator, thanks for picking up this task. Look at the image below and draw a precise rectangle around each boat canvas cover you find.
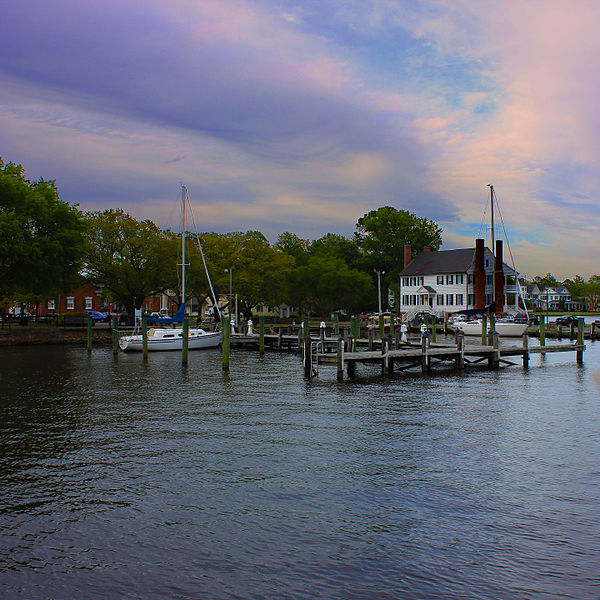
[147,303,186,325]
[452,302,496,317]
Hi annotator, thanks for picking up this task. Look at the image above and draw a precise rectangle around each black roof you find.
[400,248,476,276]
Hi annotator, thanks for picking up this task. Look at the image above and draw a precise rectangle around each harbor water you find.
[1,340,599,599]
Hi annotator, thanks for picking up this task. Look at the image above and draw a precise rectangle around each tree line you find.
[2,158,597,321]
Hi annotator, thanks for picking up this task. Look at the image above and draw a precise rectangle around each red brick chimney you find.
[423,246,431,252]
[474,238,485,309]
[494,240,504,315]
[404,244,412,268]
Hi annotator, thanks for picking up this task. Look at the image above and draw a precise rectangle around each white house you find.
[399,244,519,320]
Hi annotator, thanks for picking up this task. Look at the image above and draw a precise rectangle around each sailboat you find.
[450,185,529,338]
[119,186,221,352]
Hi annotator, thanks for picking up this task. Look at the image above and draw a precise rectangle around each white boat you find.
[119,326,220,351]
[450,184,530,338]
[452,318,529,337]
[119,186,222,352]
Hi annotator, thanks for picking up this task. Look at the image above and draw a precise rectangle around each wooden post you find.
[481,314,487,346]
[522,333,529,368]
[454,331,464,369]
[278,326,283,350]
[381,334,388,376]
[303,314,310,340]
[570,322,575,340]
[539,315,546,347]
[336,337,344,381]
[430,315,436,343]
[112,317,119,355]
[87,315,93,352]
[182,317,189,364]
[304,337,312,378]
[351,317,360,349]
[577,317,584,364]
[334,313,340,335]
[297,327,303,349]
[222,316,230,371]
[379,314,384,339]
[488,331,499,369]
[557,324,562,340]
[368,327,375,351]
[345,334,354,353]
[259,316,265,356]
[421,332,430,373]
[142,316,148,360]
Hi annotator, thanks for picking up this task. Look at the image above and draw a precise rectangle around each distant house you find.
[536,286,583,311]
[398,241,520,319]
[35,283,105,316]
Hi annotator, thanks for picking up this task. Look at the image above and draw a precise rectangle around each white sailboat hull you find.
[119,328,221,352]
[450,320,529,337]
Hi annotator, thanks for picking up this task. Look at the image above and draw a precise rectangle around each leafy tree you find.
[83,209,176,322]
[287,255,374,316]
[308,233,363,271]
[276,232,310,266]
[355,206,443,310]
[0,159,85,301]
[533,273,558,289]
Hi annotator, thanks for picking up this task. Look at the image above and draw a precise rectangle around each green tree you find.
[83,209,176,322]
[534,273,558,289]
[355,206,443,310]
[276,232,310,266]
[0,159,85,301]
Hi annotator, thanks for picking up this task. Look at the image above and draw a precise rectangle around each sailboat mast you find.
[488,183,495,310]
[181,185,187,308]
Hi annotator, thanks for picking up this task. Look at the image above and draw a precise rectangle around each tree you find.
[83,209,176,322]
[355,206,442,310]
[276,232,310,266]
[308,233,363,271]
[533,273,558,289]
[0,159,85,300]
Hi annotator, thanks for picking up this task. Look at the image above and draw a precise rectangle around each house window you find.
[468,294,475,306]
[437,295,444,306]
[66,297,75,310]
[411,295,417,305]
[485,259,490,268]
[85,297,93,310]
[446,294,454,305]
[403,278,409,286]
[486,275,493,285]
[456,274,464,284]
[446,275,454,285]
[455,294,464,306]
[420,277,424,285]
[468,274,473,284]
[437,275,444,285]
[47,299,56,310]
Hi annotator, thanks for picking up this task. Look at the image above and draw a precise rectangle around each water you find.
[1,341,599,599]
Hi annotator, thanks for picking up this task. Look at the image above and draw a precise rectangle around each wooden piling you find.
[303,314,310,340]
[334,313,340,335]
[259,316,265,356]
[222,317,230,371]
[278,326,283,350]
[337,337,344,381]
[577,318,584,364]
[488,331,499,369]
[303,337,312,378]
[182,317,189,364]
[87,315,93,352]
[455,331,464,369]
[522,333,529,367]
[142,316,148,360]
[481,314,488,346]
[112,317,119,355]
[430,315,437,343]
[368,327,375,351]
[421,333,430,373]
[539,316,546,346]
[379,314,384,338]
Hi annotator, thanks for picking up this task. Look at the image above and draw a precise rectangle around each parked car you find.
[84,310,108,321]
[555,315,581,327]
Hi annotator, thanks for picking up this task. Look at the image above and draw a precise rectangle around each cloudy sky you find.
[1,0,599,279]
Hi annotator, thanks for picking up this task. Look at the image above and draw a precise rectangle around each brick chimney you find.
[473,238,485,309]
[494,240,504,315]
[423,246,431,253]
[404,244,412,268]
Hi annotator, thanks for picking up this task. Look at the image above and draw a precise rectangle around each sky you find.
[1,0,599,279]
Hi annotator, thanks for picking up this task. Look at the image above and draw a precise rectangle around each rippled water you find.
[1,340,599,599]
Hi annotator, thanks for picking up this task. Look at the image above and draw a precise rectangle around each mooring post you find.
[379,314,385,339]
[421,332,430,373]
[112,317,119,355]
[87,315,93,353]
[278,326,283,350]
[381,334,388,375]
[481,314,488,346]
[182,317,189,364]
[345,333,354,353]
[557,324,562,340]
[259,316,265,356]
[430,315,437,344]
[522,333,529,368]
[304,337,312,378]
[577,318,584,364]
[570,322,575,341]
[297,326,303,349]
[303,314,310,340]
[539,315,546,347]
[334,313,340,335]
[222,316,230,371]
[142,316,148,360]
[336,337,344,381]
[488,331,499,369]
[368,327,375,351]
[455,331,464,369]
[320,320,326,341]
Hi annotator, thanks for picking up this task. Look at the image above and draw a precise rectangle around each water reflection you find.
[1,344,599,599]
